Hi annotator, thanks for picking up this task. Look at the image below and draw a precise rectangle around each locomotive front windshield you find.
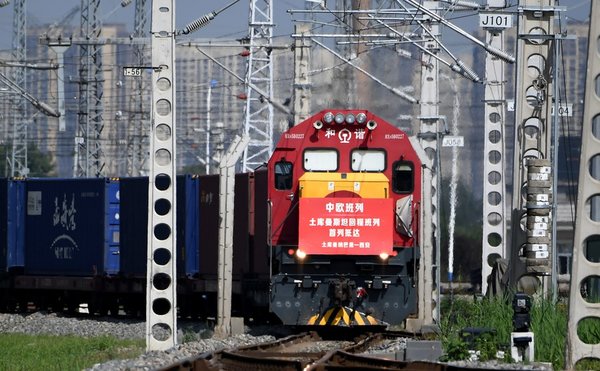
[303,149,338,171]
[351,149,386,172]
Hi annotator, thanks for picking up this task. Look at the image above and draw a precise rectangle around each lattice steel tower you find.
[9,0,27,177]
[75,0,105,177]
[126,0,150,176]
[242,0,274,172]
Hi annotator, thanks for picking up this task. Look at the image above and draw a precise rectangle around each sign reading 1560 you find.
[123,67,143,77]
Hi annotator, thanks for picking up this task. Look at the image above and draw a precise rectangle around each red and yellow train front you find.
[268,110,422,326]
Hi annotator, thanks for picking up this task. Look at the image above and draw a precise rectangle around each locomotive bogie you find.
[271,274,416,326]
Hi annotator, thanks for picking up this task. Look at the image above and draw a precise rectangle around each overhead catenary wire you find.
[177,0,241,36]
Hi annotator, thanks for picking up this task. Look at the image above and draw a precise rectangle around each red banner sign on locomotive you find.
[298,197,393,256]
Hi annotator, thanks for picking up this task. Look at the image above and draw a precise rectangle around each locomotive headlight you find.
[356,112,367,124]
[379,252,389,260]
[323,112,334,124]
[367,120,378,130]
[296,249,307,260]
[345,113,356,124]
[334,113,345,124]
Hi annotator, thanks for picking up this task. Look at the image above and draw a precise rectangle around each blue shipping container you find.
[178,175,199,276]
[118,177,147,276]
[24,178,119,276]
[119,175,199,277]
[0,179,6,273]
[105,181,120,274]
[7,179,25,270]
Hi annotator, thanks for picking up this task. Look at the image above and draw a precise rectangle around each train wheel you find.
[109,300,120,317]
[66,300,78,314]
[18,300,28,313]
[4,299,17,313]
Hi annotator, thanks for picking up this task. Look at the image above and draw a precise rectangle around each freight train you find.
[0,109,428,328]
[0,174,270,318]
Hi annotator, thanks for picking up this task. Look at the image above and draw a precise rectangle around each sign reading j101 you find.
[123,67,143,77]
[479,13,513,29]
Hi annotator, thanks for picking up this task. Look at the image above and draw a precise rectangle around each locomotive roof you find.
[274,109,416,154]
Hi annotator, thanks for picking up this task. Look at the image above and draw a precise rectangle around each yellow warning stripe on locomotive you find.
[307,306,381,326]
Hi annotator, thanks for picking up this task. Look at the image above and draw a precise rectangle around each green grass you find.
[439,295,600,370]
[0,334,144,371]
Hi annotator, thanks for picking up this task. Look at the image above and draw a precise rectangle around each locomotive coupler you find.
[330,278,353,304]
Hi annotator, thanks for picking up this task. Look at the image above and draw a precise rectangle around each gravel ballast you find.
[0,312,275,370]
[0,312,553,370]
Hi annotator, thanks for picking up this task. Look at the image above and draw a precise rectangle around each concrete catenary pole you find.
[215,134,249,338]
[481,0,509,295]
[417,0,440,326]
[566,1,600,367]
[293,23,311,125]
[508,0,557,292]
[146,0,177,351]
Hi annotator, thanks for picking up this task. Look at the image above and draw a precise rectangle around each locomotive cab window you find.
[393,161,414,193]
[351,149,386,172]
[303,149,338,172]
[274,160,293,190]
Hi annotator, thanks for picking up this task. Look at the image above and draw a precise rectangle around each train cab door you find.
[269,156,298,246]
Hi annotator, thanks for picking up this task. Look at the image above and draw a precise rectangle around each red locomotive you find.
[267,109,423,326]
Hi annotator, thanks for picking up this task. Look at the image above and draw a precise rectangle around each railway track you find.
[157,331,479,371]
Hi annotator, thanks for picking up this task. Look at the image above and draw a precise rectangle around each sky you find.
[0,0,592,52]
[0,0,307,51]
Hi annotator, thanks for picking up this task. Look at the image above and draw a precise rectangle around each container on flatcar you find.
[6,179,25,271]
[197,174,219,279]
[119,175,199,277]
[197,173,253,280]
[196,172,268,315]
[23,178,120,276]
[178,175,200,276]
[118,177,147,276]
[0,179,7,274]
[0,179,26,274]
[248,169,269,279]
